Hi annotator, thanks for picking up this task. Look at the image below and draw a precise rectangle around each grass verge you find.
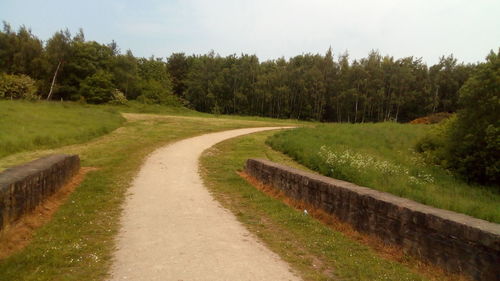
[0,114,301,281]
[200,131,469,281]
[266,123,500,223]
[0,100,124,158]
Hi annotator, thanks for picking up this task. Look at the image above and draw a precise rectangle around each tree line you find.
[0,23,177,105]
[1,23,478,122]
[176,50,475,122]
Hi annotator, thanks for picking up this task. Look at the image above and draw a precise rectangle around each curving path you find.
[109,127,300,281]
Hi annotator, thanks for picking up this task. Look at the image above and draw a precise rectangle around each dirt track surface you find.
[109,127,300,281]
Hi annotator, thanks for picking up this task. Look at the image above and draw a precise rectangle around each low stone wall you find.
[0,154,80,232]
[245,158,500,281]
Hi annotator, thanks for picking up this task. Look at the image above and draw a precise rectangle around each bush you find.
[447,50,499,185]
[409,112,452,124]
[0,73,39,100]
[79,70,115,104]
[109,89,128,105]
[417,50,500,186]
[415,115,456,167]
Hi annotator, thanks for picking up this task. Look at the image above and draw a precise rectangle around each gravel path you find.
[109,127,300,281]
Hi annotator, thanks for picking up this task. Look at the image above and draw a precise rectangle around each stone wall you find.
[0,154,80,232]
[245,158,500,281]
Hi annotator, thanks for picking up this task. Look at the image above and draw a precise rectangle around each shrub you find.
[417,49,500,186]
[414,115,456,167]
[447,50,499,185]
[109,89,128,105]
[79,70,115,104]
[0,73,39,100]
[409,112,452,124]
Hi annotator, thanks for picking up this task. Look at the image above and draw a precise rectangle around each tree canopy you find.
[446,50,500,185]
[0,22,178,106]
[0,22,483,123]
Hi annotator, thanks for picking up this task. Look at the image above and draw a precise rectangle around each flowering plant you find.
[318,145,434,185]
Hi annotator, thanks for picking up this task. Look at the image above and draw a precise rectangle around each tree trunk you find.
[354,94,359,123]
[361,99,367,123]
[233,91,236,114]
[395,102,400,122]
[432,86,439,113]
[338,105,342,123]
[47,60,62,101]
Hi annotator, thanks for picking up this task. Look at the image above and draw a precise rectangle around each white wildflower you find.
[318,146,434,185]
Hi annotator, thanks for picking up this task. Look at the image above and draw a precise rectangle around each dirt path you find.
[109,127,301,281]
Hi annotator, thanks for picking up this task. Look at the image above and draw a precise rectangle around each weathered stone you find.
[245,158,500,281]
[0,154,80,232]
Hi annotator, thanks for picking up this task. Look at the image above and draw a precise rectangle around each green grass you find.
[106,100,307,124]
[266,123,500,223]
[0,99,479,280]
[0,100,304,161]
[0,110,303,281]
[200,131,441,281]
[0,100,125,158]
[102,100,202,116]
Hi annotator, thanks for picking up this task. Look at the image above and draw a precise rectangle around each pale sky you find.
[1,0,499,64]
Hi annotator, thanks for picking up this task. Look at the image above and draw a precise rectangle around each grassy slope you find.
[0,105,303,280]
[201,131,464,281]
[266,123,500,223]
[0,100,303,171]
[0,101,125,158]
[102,100,202,116]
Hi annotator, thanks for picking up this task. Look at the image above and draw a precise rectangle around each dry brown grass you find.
[409,112,452,124]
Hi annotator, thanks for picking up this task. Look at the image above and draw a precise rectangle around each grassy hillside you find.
[0,101,124,158]
[0,100,304,169]
[267,123,500,223]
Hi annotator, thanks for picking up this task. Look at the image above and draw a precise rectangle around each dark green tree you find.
[110,50,141,99]
[446,50,500,185]
[167,53,190,97]
[79,70,115,104]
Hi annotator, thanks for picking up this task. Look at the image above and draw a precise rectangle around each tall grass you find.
[267,123,500,223]
[0,100,124,158]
